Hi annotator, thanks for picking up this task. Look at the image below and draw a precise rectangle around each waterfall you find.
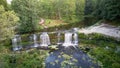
[73,33,78,46]
[12,35,22,51]
[40,32,50,47]
[12,37,17,51]
[12,29,79,49]
[62,31,79,47]
[62,32,73,47]
[33,34,39,47]
[57,32,62,45]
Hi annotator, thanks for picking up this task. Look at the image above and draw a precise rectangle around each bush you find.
[0,49,48,68]
[79,33,120,68]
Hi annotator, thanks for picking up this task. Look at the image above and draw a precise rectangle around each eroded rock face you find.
[45,46,100,68]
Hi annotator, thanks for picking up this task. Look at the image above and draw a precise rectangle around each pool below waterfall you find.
[46,46,100,68]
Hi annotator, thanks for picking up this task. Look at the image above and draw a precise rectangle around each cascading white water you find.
[12,37,18,51]
[62,32,73,47]
[40,32,50,47]
[12,30,79,49]
[12,35,22,51]
[33,34,39,47]
[57,32,61,45]
[73,33,78,46]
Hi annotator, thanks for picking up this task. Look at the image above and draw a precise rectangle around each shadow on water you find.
[45,46,100,68]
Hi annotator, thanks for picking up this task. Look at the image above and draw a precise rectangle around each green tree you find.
[11,0,40,33]
[0,5,19,41]
[0,0,9,10]
[94,0,120,20]
[38,0,77,22]
[62,0,76,21]
[84,0,94,15]
[75,0,85,20]
[38,0,55,19]
[84,0,95,25]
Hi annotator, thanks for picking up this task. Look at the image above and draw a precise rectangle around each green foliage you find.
[0,0,9,10]
[39,0,77,21]
[89,47,120,68]
[75,0,85,20]
[26,0,84,23]
[83,0,98,26]
[0,5,19,41]
[84,0,94,15]
[0,49,48,68]
[11,0,40,33]
[78,33,120,68]
[93,0,120,20]
[78,33,120,45]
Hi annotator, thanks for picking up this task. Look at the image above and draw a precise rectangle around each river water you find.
[79,23,120,40]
